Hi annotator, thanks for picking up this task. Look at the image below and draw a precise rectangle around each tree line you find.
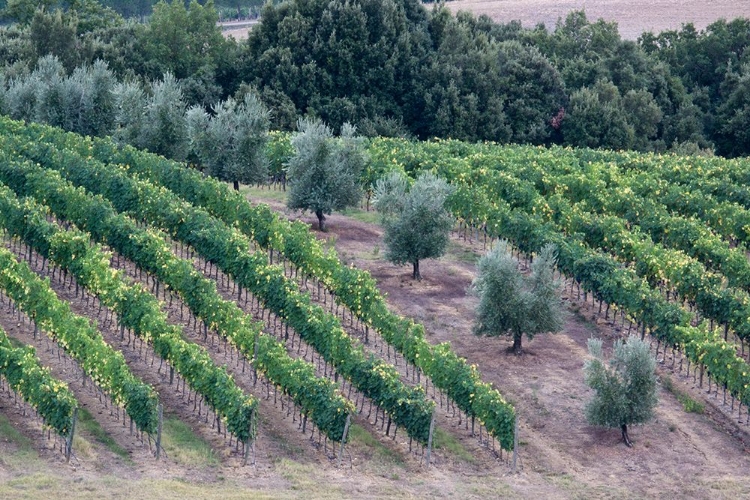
[0,0,748,157]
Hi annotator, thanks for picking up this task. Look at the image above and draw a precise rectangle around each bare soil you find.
[2,193,750,498]
[445,0,750,40]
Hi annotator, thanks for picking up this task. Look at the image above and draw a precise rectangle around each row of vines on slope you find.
[437,143,750,295]
[0,179,260,443]
[10,118,515,450]
[0,126,436,446]
[0,150,353,442]
[0,245,160,434]
[370,138,750,344]
[0,325,78,437]
[366,138,750,411]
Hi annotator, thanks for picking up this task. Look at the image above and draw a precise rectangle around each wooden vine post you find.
[155,404,163,460]
[512,413,519,473]
[65,407,78,463]
[337,413,352,467]
[425,410,436,467]
[243,408,256,466]
[252,336,259,386]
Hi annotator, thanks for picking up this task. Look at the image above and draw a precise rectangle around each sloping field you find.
[3,117,750,499]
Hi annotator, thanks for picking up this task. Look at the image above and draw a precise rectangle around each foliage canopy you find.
[471,241,565,353]
[286,118,366,231]
[374,171,454,280]
[584,335,658,447]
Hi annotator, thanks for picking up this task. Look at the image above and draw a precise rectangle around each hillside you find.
[2,116,750,498]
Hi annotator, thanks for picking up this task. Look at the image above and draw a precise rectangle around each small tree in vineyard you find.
[374,171,454,280]
[584,335,658,447]
[471,241,565,353]
[286,118,366,231]
[187,91,270,190]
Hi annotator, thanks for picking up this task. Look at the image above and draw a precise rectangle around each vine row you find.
[0,325,78,437]
[0,244,160,434]
[0,180,258,443]
[24,120,516,450]
[0,129,435,445]
[0,151,354,442]
[367,138,750,408]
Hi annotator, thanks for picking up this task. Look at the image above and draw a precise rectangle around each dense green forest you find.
[0,0,748,157]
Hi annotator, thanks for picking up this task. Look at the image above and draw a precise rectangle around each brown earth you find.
[2,191,750,498]
[445,0,750,40]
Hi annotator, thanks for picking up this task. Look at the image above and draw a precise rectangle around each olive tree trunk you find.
[621,424,632,447]
[315,209,327,232]
[512,331,523,354]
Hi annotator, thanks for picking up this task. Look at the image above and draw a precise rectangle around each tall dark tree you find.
[241,0,431,131]
[715,64,750,157]
[143,0,226,80]
[29,8,78,71]
[564,80,635,150]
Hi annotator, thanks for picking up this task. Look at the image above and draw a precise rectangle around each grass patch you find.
[341,206,381,224]
[72,434,95,460]
[76,408,131,463]
[0,474,280,500]
[0,412,39,468]
[261,415,304,460]
[573,309,599,333]
[0,413,34,452]
[445,240,480,264]
[324,234,338,250]
[346,424,404,466]
[432,427,475,463]
[241,184,288,204]
[661,375,705,414]
[7,336,27,349]
[276,459,352,497]
[356,244,381,261]
[161,416,219,468]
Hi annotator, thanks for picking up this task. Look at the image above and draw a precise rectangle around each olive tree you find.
[471,241,565,353]
[374,171,454,280]
[584,335,658,447]
[114,72,188,160]
[66,60,117,137]
[142,72,188,160]
[286,118,366,231]
[187,92,270,190]
[113,79,147,149]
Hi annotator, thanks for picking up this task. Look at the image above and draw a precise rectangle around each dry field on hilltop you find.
[444,0,750,39]
[222,1,750,40]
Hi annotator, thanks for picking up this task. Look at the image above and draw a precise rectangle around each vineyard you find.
[368,138,750,408]
[2,115,750,497]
